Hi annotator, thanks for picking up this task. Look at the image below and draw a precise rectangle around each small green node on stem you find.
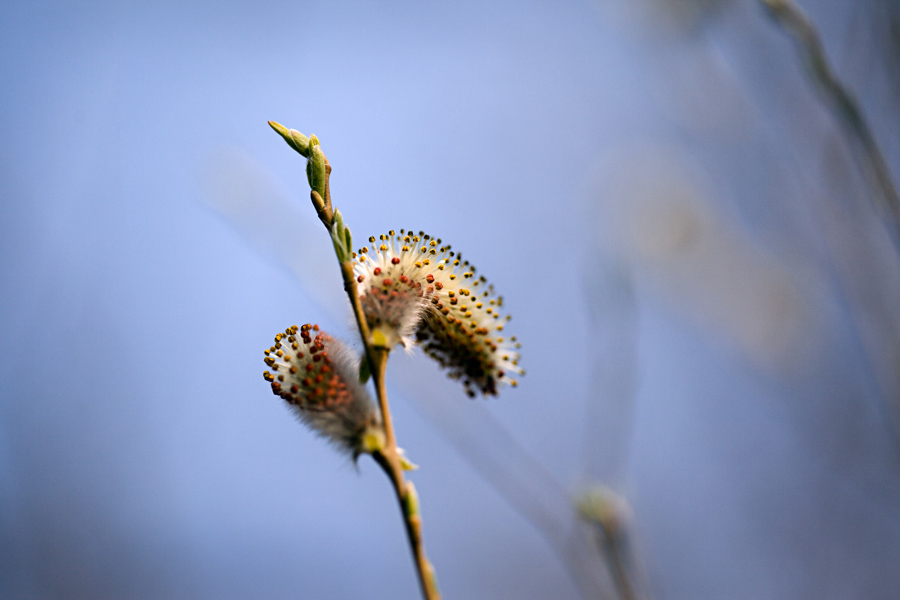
[398,448,419,471]
[360,427,386,454]
[371,328,389,349]
[404,481,420,519]
[358,356,372,383]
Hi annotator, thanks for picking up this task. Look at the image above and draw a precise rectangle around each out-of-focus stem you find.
[762,0,900,246]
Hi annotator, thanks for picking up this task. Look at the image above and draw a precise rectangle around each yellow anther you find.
[380,244,387,251]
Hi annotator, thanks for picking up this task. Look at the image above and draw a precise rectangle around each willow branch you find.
[305,136,440,600]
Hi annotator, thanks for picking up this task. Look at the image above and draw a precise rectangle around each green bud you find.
[360,426,385,454]
[306,137,327,202]
[268,121,310,157]
[397,448,419,471]
[404,481,420,518]
[371,329,388,348]
[358,356,371,383]
[330,215,350,262]
[344,224,353,258]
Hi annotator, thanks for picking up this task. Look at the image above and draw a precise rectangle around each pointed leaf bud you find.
[268,120,310,157]
[306,135,327,202]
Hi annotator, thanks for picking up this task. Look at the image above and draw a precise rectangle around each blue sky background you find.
[2,1,900,598]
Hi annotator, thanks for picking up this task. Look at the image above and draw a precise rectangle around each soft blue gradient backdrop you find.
[2,1,900,599]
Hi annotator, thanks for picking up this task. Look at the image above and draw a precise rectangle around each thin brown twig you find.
[320,150,440,600]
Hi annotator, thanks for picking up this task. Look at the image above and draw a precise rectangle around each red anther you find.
[312,324,319,331]
[391,257,400,265]
[357,275,364,283]
[313,354,322,362]
[302,378,312,387]
[383,279,393,287]
[373,267,382,276]
[315,374,324,383]
[306,363,314,372]
[435,282,443,290]
[426,274,434,283]
[399,275,408,283]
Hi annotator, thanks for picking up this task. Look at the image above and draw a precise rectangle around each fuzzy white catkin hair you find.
[354,229,523,397]
[263,324,383,457]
